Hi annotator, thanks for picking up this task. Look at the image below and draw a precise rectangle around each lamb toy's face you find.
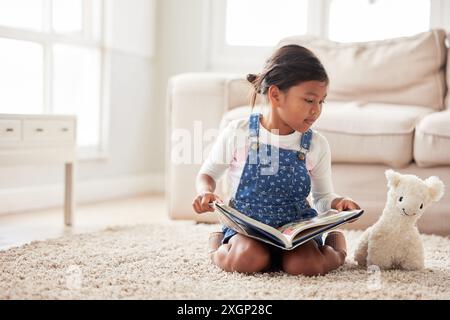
[385,170,445,221]
[391,180,430,219]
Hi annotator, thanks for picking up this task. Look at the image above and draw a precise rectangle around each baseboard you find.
[0,173,165,215]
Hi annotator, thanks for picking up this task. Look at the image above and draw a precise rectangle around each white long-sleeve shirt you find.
[198,117,340,213]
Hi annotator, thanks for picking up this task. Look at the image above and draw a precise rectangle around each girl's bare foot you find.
[325,231,347,260]
[208,232,224,261]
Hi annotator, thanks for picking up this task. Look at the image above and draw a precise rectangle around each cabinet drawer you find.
[23,120,75,142]
[0,120,21,141]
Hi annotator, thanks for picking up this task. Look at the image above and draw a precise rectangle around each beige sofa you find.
[166,29,450,235]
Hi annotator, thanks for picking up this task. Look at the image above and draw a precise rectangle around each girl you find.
[192,45,360,276]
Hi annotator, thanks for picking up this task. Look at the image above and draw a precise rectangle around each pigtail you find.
[246,73,260,111]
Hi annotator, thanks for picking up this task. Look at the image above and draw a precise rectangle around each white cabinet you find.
[0,114,77,226]
[0,120,21,141]
[22,119,75,142]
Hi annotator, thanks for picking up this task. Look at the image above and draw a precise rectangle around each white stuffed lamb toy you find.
[354,169,445,270]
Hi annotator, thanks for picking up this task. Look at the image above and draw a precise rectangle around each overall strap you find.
[298,129,313,161]
[248,113,261,152]
[248,113,261,137]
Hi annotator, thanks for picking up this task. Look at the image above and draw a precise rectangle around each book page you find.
[287,210,365,249]
[277,210,338,235]
[278,209,362,239]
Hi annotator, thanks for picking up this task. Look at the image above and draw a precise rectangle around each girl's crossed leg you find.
[212,234,272,273]
[211,232,346,276]
[281,235,346,276]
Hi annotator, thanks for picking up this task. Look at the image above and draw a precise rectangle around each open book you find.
[212,202,364,250]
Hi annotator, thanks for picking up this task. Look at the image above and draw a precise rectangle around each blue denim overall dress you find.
[222,113,323,246]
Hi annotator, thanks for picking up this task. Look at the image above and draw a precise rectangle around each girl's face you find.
[273,80,328,133]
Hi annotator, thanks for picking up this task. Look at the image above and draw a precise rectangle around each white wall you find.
[153,0,211,172]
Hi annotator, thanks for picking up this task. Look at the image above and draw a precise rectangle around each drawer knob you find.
[36,128,44,132]
[6,128,14,132]
[61,128,69,132]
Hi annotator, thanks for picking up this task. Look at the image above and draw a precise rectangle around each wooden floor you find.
[0,193,169,251]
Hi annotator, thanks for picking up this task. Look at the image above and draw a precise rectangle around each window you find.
[328,0,430,42]
[0,0,44,31]
[225,0,309,47]
[53,44,101,147]
[0,0,104,148]
[212,0,438,69]
[0,38,44,114]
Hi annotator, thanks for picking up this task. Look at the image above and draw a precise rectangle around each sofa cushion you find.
[414,110,450,167]
[277,29,448,110]
[313,102,432,167]
[221,103,432,168]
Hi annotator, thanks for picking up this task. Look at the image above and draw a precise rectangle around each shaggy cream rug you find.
[0,221,449,300]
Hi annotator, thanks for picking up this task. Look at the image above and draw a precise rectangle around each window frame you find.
[0,0,110,161]
[208,0,447,71]
[208,0,329,70]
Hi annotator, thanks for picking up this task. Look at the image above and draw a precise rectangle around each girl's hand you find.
[331,197,361,223]
[331,197,360,211]
[192,191,224,214]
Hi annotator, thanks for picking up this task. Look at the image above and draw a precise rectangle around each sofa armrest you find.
[166,72,250,222]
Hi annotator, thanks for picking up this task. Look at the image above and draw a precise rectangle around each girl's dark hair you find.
[247,44,329,108]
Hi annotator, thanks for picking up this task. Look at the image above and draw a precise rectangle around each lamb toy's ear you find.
[385,169,402,188]
[425,176,445,202]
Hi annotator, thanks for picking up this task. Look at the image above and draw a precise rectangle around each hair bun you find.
[246,73,258,83]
